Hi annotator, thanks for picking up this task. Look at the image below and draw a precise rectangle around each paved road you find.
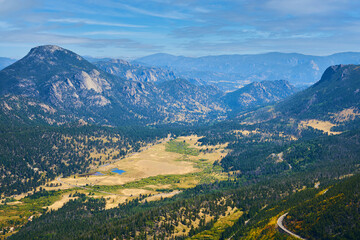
[277,213,306,240]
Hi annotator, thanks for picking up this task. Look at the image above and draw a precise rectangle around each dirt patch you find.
[103,195,128,209]
[5,201,22,206]
[46,195,78,211]
[144,191,181,202]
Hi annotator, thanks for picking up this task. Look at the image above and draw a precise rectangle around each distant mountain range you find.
[0,45,300,126]
[135,52,360,90]
[3,51,360,92]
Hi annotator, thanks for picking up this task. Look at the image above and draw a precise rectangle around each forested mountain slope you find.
[276,64,360,120]
[223,80,297,112]
[0,125,176,196]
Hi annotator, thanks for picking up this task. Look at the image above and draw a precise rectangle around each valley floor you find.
[0,135,228,238]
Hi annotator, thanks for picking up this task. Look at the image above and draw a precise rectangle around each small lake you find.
[93,172,104,176]
[111,168,126,175]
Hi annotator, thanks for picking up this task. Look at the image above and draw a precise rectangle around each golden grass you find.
[46,195,78,211]
[188,207,243,239]
[338,173,354,179]
[243,214,282,240]
[103,195,128,209]
[331,107,360,122]
[55,135,228,209]
[143,191,181,202]
[4,135,228,217]
[299,119,342,135]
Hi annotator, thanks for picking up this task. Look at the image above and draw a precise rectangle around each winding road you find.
[277,213,306,240]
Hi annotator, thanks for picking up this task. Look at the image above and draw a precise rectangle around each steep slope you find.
[0,45,117,109]
[223,80,297,112]
[136,52,360,90]
[157,79,225,121]
[0,95,73,126]
[94,59,177,83]
[277,64,360,119]
[284,173,360,240]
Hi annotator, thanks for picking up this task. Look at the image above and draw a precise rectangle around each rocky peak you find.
[312,64,360,89]
[109,59,131,66]
[23,45,85,65]
[29,45,63,54]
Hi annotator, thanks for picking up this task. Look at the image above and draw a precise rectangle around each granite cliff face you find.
[0,45,114,109]
[94,59,177,83]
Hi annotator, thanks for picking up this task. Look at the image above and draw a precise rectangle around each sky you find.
[1,0,360,59]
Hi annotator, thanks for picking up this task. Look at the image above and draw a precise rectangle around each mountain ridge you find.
[0,45,227,126]
[223,80,297,112]
[135,52,360,90]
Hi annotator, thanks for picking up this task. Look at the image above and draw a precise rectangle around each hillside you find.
[285,174,360,239]
[276,64,360,120]
[6,61,360,239]
[232,64,360,136]
[223,80,297,112]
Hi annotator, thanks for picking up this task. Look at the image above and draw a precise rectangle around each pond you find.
[111,168,126,175]
[93,172,104,176]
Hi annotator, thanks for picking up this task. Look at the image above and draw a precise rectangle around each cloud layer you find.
[1,0,360,58]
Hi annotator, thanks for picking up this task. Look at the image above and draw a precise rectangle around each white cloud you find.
[0,0,40,15]
[0,30,163,51]
[0,21,15,30]
[266,0,349,15]
[111,2,190,20]
[49,18,146,28]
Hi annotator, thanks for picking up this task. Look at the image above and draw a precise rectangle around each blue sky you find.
[1,0,360,59]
